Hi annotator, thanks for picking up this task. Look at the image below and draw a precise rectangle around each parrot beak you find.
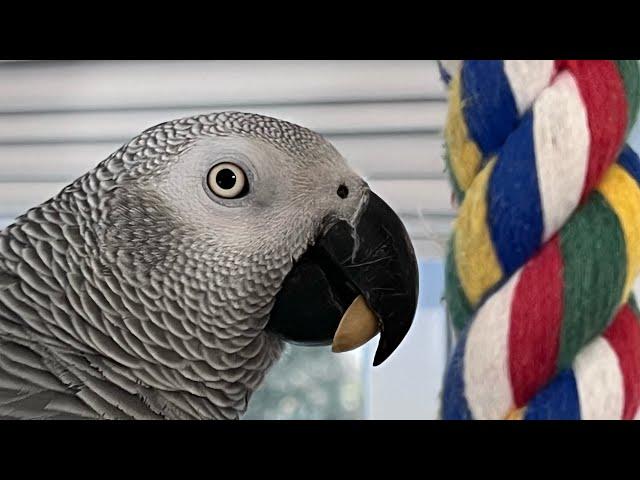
[266,191,419,366]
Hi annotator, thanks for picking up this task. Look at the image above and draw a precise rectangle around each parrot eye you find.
[207,162,249,199]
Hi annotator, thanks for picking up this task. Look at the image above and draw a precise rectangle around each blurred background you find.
[0,60,449,419]
[8,60,638,420]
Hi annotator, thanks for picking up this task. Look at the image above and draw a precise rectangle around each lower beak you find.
[266,191,419,366]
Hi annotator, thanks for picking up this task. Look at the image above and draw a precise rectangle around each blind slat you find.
[0,61,443,112]
[0,101,445,143]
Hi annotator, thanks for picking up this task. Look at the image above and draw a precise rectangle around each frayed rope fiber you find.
[438,60,640,420]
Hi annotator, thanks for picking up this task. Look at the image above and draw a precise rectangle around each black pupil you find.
[337,184,349,199]
[216,168,237,190]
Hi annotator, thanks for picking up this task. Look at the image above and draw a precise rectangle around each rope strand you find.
[439,60,640,420]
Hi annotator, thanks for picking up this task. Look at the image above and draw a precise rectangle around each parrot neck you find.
[0,181,288,419]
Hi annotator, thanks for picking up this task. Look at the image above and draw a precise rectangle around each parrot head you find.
[98,111,419,367]
[0,111,420,418]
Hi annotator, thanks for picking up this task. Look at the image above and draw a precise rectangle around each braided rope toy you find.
[437,60,640,420]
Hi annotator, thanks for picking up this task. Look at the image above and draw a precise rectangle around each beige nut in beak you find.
[332,295,381,353]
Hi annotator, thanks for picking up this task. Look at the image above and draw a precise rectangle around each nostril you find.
[337,184,349,199]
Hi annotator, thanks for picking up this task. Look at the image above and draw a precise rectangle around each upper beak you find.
[266,190,419,366]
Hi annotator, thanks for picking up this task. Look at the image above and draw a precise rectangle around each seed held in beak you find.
[332,295,380,353]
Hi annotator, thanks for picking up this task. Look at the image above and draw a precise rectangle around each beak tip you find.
[372,349,389,367]
[371,315,416,367]
[372,338,384,365]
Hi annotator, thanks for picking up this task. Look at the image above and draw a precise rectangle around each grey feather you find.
[0,111,367,419]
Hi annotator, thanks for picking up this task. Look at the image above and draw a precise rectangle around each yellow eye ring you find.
[207,162,248,199]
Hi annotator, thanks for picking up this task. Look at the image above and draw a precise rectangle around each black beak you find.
[266,191,419,366]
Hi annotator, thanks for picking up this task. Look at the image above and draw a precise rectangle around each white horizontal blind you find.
[0,60,452,258]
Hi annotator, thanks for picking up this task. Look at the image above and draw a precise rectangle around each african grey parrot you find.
[0,111,418,419]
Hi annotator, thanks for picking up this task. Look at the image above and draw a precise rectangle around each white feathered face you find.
[155,134,369,261]
[99,112,418,366]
